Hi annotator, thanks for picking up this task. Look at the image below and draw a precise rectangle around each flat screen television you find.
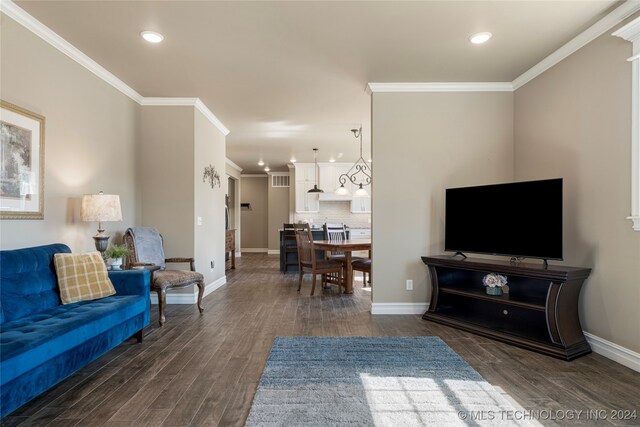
[445,178,563,260]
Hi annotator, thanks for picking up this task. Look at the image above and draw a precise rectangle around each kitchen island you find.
[279,228,327,273]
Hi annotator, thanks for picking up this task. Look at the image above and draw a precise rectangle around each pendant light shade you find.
[354,183,369,197]
[308,148,324,193]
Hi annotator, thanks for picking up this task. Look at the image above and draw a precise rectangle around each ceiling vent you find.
[271,174,290,188]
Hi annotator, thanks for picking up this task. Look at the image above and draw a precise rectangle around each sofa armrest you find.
[108,270,150,296]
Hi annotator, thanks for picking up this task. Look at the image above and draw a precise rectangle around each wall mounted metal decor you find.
[203,164,221,189]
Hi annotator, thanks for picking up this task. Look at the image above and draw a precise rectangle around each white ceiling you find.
[15,0,621,173]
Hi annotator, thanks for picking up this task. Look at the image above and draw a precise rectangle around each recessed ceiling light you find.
[264,167,270,172]
[329,158,336,163]
[470,32,492,45]
[258,160,265,166]
[290,158,297,163]
[140,31,164,43]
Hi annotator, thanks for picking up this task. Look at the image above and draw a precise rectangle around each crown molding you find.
[0,0,144,104]
[513,0,640,90]
[140,97,230,136]
[613,16,640,42]
[366,82,513,94]
[225,158,243,172]
[367,2,640,94]
[266,171,290,176]
[241,174,268,178]
[1,0,230,136]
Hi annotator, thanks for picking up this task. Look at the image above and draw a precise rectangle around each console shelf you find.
[422,256,592,360]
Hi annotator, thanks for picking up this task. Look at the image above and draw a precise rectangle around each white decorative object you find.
[482,273,508,296]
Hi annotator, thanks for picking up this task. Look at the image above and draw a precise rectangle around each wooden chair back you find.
[323,223,347,257]
[295,228,315,268]
[283,223,309,242]
[323,223,347,241]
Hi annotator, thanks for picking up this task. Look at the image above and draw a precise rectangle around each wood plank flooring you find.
[3,253,639,426]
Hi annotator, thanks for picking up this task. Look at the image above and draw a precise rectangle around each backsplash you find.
[294,201,371,228]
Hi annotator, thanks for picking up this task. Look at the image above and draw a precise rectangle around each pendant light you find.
[308,148,324,193]
[335,125,372,196]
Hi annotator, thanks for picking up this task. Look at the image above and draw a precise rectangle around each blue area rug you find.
[246,336,533,426]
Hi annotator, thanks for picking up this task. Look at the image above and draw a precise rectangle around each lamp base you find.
[93,232,110,258]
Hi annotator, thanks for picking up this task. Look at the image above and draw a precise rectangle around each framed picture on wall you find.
[0,101,45,219]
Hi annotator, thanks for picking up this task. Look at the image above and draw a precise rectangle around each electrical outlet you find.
[406,279,413,290]
[197,216,203,226]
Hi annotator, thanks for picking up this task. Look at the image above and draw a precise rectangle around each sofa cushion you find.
[0,295,146,384]
[0,244,70,324]
[54,252,115,304]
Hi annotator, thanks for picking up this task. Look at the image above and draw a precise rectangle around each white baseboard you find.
[235,251,241,257]
[203,276,226,298]
[371,303,429,315]
[267,249,279,255]
[150,275,226,305]
[150,291,196,305]
[241,248,268,253]
[584,332,640,373]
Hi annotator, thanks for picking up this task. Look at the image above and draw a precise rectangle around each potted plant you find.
[104,244,130,271]
[482,273,508,296]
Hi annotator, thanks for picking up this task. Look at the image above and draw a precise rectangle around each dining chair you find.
[283,223,309,273]
[352,258,372,288]
[124,227,204,326]
[296,228,343,295]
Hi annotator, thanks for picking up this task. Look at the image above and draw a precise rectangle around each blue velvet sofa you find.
[0,243,150,417]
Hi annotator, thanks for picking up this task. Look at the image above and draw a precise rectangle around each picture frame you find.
[0,101,45,219]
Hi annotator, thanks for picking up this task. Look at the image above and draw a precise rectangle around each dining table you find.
[313,239,371,294]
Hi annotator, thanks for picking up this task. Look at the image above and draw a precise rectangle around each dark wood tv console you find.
[422,256,592,360]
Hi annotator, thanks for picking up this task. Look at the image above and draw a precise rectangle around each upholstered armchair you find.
[124,228,204,326]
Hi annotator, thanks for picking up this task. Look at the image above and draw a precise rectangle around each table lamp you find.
[81,191,122,257]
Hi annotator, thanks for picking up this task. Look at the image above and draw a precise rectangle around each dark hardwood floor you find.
[4,254,639,426]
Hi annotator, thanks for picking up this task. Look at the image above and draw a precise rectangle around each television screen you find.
[445,178,563,260]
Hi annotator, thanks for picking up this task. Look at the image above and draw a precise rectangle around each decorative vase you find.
[486,286,503,296]
[107,257,123,271]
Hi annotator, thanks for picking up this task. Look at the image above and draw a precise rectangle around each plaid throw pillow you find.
[54,252,116,304]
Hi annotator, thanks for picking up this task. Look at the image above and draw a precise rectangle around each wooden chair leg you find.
[311,273,317,296]
[157,288,167,327]
[298,270,303,292]
[196,280,205,314]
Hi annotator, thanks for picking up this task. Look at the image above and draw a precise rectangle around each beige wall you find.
[372,92,514,305]
[139,107,195,259]
[194,109,226,285]
[514,26,640,352]
[240,176,268,249]
[0,15,139,251]
[267,180,289,251]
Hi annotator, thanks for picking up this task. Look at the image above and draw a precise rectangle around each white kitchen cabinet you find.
[294,163,320,213]
[349,228,371,238]
[320,164,351,193]
[351,196,371,213]
[295,181,320,213]
[349,228,371,258]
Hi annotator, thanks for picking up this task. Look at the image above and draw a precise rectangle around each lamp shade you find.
[354,184,369,197]
[81,193,122,222]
